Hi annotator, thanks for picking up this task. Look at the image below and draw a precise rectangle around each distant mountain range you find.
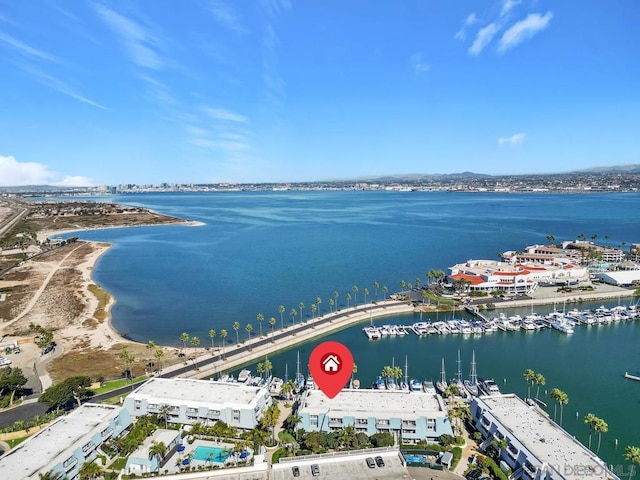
[573,164,640,174]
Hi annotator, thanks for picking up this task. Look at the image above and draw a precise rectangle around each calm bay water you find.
[69,191,640,466]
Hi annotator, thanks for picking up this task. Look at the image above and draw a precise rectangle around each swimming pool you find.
[191,446,229,463]
[405,454,427,464]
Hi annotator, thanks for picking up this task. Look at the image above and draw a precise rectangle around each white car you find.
[0,357,11,366]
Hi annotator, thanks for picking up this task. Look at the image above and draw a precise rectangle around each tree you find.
[245,323,253,348]
[190,336,200,369]
[310,303,317,320]
[0,366,28,406]
[260,404,281,443]
[290,308,297,326]
[345,293,351,307]
[269,317,276,341]
[119,348,135,383]
[594,417,608,454]
[38,471,59,480]
[315,296,322,314]
[382,285,388,301]
[233,322,240,344]
[78,461,101,480]
[523,369,536,399]
[363,288,369,304]
[370,432,394,448]
[154,347,165,373]
[220,329,228,358]
[534,373,546,399]
[415,277,421,289]
[146,340,156,372]
[332,291,339,310]
[328,298,334,313]
[180,332,189,352]
[298,302,305,322]
[257,313,264,337]
[546,235,556,245]
[278,305,285,329]
[584,413,597,450]
[624,446,640,477]
[352,285,358,305]
[208,329,216,350]
[373,281,380,301]
[158,403,172,429]
[148,440,167,465]
[38,376,92,411]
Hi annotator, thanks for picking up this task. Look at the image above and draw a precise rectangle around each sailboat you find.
[464,351,479,396]
[455,349,468,398]
[436,357,448,394]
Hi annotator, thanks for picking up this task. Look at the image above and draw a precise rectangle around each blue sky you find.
[0,1,638,186]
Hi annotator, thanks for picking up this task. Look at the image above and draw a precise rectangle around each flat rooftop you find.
[479,395,617,480]
[301,389,444,418]
[130,378,266,408]
[0,404,122,479]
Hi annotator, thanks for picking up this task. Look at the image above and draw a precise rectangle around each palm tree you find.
[119,348,135,385]
[220,329,228,358]
[549,388,562,422]
[523,369,536,399]
[382,285,388,301]
[345,293,351,307]
[245,323,253,348]
[154,347,165,373]
[546,235,556,245]
[233,322,240,344]
[315,296,322,314]
[146,340,156,372]
[257,313,264,337]
[208,329,216,350]
[263,358,273,378]
[594,416,608,454]
[78,461,101,480]
[534,373,546,399]
[298,302,305,322]
[180,332,189,353]
[373,281,379,301]
[624,446,640,478]
[584,413,597,450]
[148,440,168,466]
[158,403,172,428]
[278,305,285,329]
[38,471,58,480]
[328,298,334,313]
[290,308,297,326]
[363,288,369,304]
[400,279,406,290]
[310,303,317,320]
[332,291,339,309]
[190,336,200,369]
[269,317,276,341]
[257,362,265,379]
[352,285,358,305]
[415,277,421,289]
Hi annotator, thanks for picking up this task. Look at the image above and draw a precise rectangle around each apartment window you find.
[232,409,240,422]
[355,418,368,426]
[208,409,220,419]
[310,415,318,427]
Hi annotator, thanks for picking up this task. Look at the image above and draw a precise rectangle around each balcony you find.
[523,463,536,478]
[63,457,78,471]
[328,420,343,428]
[507,445,518,459]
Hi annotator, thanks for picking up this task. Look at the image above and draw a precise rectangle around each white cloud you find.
[410,52,430,73]
[94,4,163,69]
[0,155,91,186]
[203,0,246,33]
[498,132,525,146]
[203,107,248,123]
[498,11,553,53]
[0,31,60,63]
[454,13,477,40]
[501,0,521,17]
[469,22,500,55]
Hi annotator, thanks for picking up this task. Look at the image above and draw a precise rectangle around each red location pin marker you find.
[309,341,354,399]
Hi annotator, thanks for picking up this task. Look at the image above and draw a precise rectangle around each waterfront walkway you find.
[158,300,415,381]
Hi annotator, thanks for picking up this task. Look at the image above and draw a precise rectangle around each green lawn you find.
[7,436,29,448]
[423,291,460,306]
[92,376,148,395]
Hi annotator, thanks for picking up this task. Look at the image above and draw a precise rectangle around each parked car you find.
[292,466,300,477]
[466,469,483,480]
[13,347,20,354]
[366,457,376,468]
[311,464,320,476]
[0,357,11,366]
[375,456,385,467]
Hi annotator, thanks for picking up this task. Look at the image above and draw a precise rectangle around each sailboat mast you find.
[457,349,462,382]
[285,363,289,382]
[404,356,408,385]
[440,358,446,383]
[470,351,477,384]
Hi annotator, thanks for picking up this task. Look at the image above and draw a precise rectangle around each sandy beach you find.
[1,218,637,387]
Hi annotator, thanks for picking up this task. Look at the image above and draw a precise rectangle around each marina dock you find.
[624,372,640,382]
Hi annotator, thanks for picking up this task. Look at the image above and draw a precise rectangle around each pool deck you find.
[163,439,248,474]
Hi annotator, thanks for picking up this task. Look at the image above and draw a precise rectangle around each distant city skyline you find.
[1,1,638,186]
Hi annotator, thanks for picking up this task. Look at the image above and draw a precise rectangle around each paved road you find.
[0,301,409,429]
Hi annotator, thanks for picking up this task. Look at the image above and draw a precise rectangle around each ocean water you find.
[68,190,640,466]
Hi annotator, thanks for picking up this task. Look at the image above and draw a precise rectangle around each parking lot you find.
[271,450,410,480]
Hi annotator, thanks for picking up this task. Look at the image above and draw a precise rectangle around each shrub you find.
[440,434,454,447]
[451,446,463,470]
